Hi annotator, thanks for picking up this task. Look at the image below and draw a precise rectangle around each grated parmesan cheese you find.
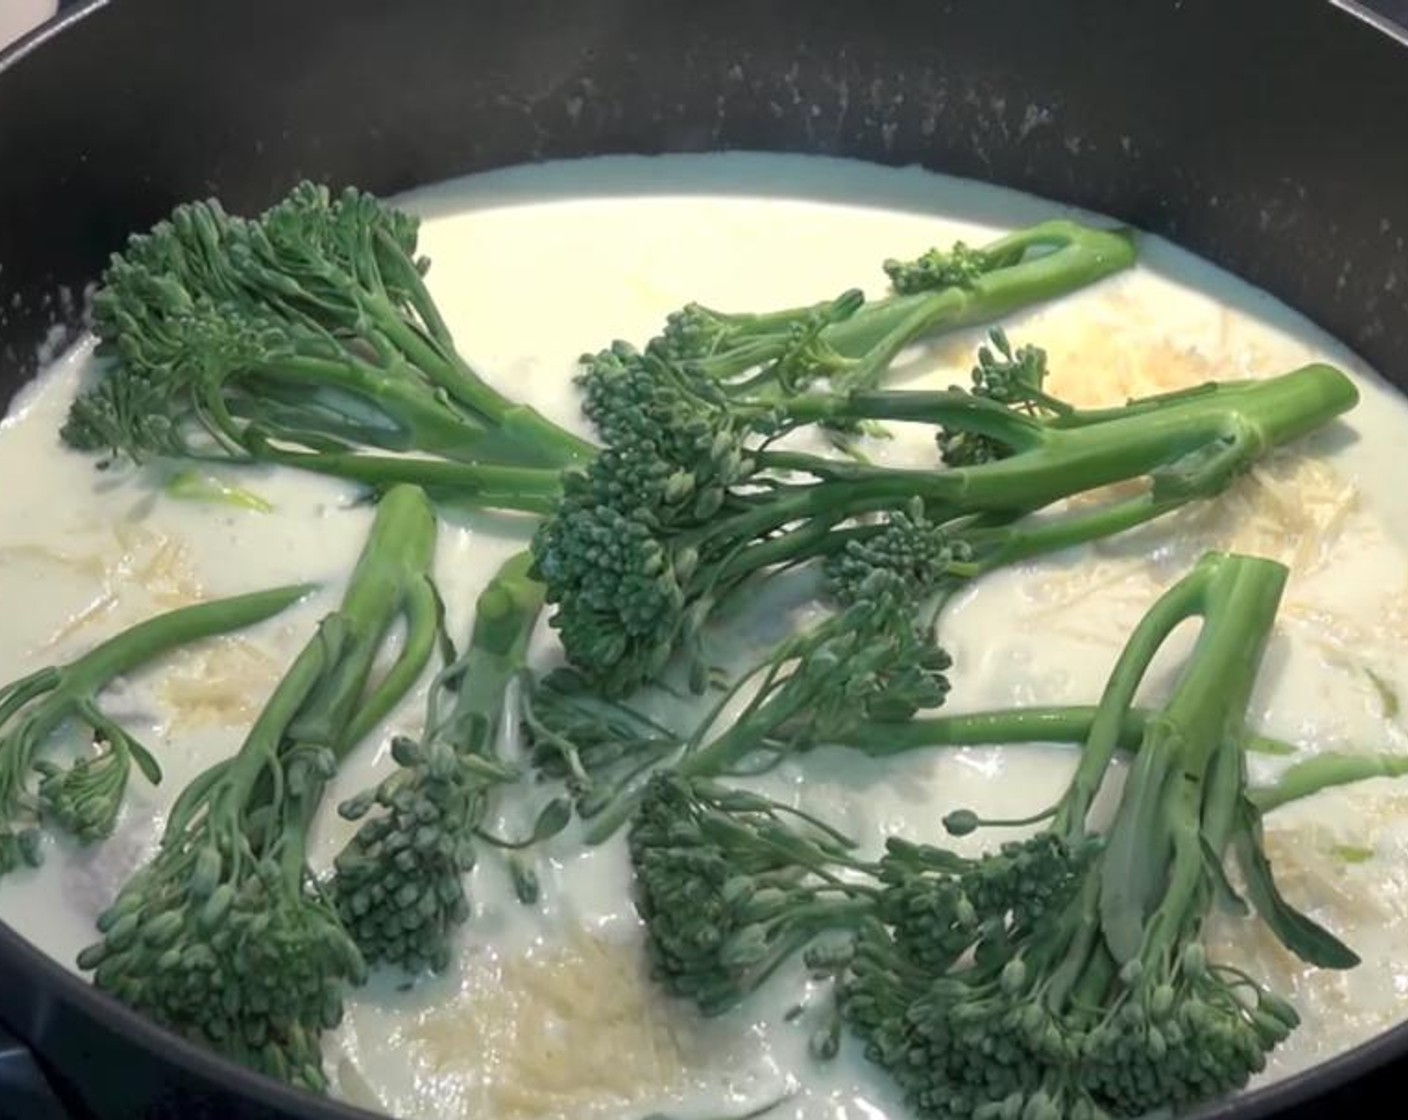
[405,930,700,1120]
[156,637,284,730]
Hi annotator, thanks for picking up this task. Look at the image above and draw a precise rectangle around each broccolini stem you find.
[962,491,1173,572]
[286,486,440,762]
[340,574,442,750]
[820,706,1297,758]
[254,446,565,514]
[1052,563,1217,840]
[348,277,595,468]
[0,583,315,868]
[33,585,316,694]
[959,365,1356,510]
[237,352,499,459]
[1248,750,1408,812]
[1098,554,1287,967]
[214,616,347,847]
[805,221,1135,391]
[779,364,1357,514]
[463,551,544,657]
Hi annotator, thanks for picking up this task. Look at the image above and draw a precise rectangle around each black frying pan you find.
[1,2,1407,1118]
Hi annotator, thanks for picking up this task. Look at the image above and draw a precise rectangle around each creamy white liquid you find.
[3,154,1408,1120]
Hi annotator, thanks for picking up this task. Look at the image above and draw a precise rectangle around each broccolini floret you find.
[0,585,311,873]
[822,499,972,608]
[629,775,874,1016]
[330,551,550,975]
[76,485,441,1091]
[936,328,1070,466]
[61,183,591,498]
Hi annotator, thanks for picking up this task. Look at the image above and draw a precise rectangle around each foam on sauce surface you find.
[3,154,1408,1119]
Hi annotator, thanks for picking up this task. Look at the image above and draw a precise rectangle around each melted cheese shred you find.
[408,930,696,1119]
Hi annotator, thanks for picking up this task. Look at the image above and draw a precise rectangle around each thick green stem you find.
[182,620,338,837]
[1098,553,1288,966]
[1249,750,1408,813]
[54,585,314,696]
[249,353,496,461]
[821,706,1297,758]
[816,221,1135,381]
[968,492,1173,573]
[290,485,439,765]
[785,364,1357,513]
[960,365,1355,510]
[434,551,545,758]
[340,575,442,750]
[363,282,595,468]
[1050,568,1210,840]
[256,447,564,514]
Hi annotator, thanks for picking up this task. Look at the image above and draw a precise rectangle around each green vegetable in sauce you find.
[629,552,1368,1120]
[0,584,312,871]
[330,550,551,976]
[50,176,1398,1118]
[76,485,440,1092]
[539,325,1357,697]
[163,468,274,513]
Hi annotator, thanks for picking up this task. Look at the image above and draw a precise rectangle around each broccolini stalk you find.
[649,220,1135,399]
[535,351,1356,697]
[331,550,550,975]
[1248,749,1408,811]
[77,485,440,1092]
[0,584,312,873]
[531,678,1307,849]
[843,552,1356,1120]
[62,184,594,477]
[823,705,1298,759]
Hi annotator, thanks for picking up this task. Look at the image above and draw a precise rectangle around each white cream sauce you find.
[2,154,1408,1120]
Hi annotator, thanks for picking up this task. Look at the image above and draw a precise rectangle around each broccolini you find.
[76,485,441,1091]
[628,552,1370,1120]
[841,552,1354,1120]
[537,329,1357,697]
[330,550,551,975]
[0,584,311,873]
[647,221,1134,400]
